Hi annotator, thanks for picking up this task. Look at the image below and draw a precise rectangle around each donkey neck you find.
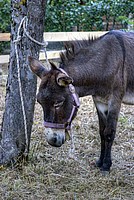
[60,37,114,98]
[64,63,107,98]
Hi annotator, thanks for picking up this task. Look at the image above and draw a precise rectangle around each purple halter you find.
[44,69,80,130]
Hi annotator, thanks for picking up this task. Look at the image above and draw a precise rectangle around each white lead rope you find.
[14,17,29,155]
[13,16,49,155]
[23,16,50,68]
[68,129,76,159]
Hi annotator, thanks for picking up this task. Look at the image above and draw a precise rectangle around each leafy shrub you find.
[0,0,10,32]
[0,0,10,53]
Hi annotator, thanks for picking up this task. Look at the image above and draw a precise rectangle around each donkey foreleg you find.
[102,109,120,171]
[94,98,121,172]
[102,99,121,172]
[95,109,106,168]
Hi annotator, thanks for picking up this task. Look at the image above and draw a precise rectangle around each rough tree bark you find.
[0,0,47,165]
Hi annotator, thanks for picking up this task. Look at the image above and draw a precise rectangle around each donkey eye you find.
[54,100,64,109]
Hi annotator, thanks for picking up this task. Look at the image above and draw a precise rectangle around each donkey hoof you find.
[100,169,110,176]
[96,159,103,168]
[100,163,111,174]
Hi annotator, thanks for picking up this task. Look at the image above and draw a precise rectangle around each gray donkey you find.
[29,30,134,172]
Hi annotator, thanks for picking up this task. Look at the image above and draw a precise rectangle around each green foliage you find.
[0,0,10,53]
[0,0,133,33]
[45,0,134,31]
[0,0,10,32]
[45,0,103,31]
[0,41,10,54]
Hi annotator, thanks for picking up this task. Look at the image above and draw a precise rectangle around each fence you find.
[0,31,107,65]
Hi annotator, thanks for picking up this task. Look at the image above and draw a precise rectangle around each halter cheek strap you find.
[44,69,80,130]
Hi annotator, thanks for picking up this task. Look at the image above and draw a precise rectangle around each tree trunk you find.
[0,0,47,166]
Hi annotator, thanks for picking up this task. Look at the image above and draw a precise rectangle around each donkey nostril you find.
[62,137,65,144]
[53,137,57,144]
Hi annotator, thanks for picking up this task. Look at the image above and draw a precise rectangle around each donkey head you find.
[28,56,79,147]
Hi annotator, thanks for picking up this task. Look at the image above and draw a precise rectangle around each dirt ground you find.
[0,75,134,200]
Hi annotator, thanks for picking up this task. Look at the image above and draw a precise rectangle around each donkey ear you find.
[28,56,48,78]
[57,73,73,87]
[49,61,58,70]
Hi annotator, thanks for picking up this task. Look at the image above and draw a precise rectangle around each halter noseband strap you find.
[44,69,80,130]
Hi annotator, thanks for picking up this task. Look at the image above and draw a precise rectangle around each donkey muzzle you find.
[45,128,66,147]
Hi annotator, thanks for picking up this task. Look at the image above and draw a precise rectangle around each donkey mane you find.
[60,36,100,65]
